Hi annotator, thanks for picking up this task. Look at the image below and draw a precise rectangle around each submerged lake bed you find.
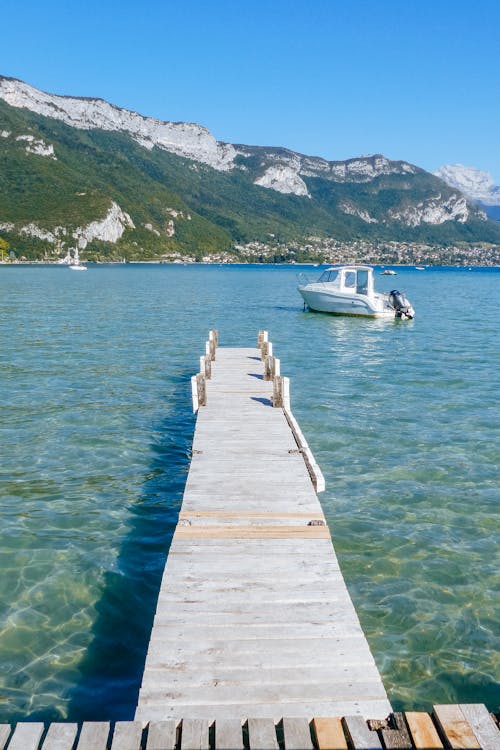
[0,263,498,721]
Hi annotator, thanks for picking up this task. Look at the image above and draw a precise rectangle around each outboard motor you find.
[389,290,415,319]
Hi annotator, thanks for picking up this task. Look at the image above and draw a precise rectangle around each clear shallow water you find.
[0,264,498,720]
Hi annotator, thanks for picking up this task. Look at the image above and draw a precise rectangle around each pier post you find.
[272,375,290,409]
[264,355,280,381]
[260,340,273,360]
[200,354,212,379]
[257,329,268,346]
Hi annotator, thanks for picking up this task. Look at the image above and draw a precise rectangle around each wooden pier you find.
[136,330,390,722]
[2,331,498,749]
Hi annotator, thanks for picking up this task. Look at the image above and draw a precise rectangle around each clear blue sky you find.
[2,0,499,180]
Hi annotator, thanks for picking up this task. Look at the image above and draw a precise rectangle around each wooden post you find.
[257,330,268,346]
[272,375,290,408]
[264,356,272,381]
[196,372,206,407]
[200,355,211,379]
[191,373,207,412]
[260,340,273,360]
[205,339,216,362]
[208,329,218,360]
[264,356,280,381]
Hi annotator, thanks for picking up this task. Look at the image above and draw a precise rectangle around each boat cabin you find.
[317,265,375,296]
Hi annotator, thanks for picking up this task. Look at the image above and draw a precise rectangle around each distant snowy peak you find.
[0,76,236,171]
[435,164,500,207]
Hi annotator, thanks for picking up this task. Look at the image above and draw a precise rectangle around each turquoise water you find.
[0,264,498,721]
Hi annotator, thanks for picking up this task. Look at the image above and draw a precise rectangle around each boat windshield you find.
[318,269,340,283]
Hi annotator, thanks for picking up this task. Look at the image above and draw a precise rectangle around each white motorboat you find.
[381,268,397,275]
[68,247,87,271]
[298,265,415,319]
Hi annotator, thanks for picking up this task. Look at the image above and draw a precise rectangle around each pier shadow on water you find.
[63,372,195,721]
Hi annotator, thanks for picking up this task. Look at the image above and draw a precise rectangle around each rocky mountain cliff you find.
[1,75,499,262]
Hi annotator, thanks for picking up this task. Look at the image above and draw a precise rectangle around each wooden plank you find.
[146,720,178,750]
[76,722,111,750]
[343,716,382,750]
[41,723,78,750]
[178,510,325,519]
[433,705,480,749]
[380,713,412,749]
[405,712,443,749]
[0,726,11,750]
[459,704,500,750]
[247,719,279,750]
[312,717,348,750]
[173,525,331,539]
[282,717,313,750]
[214,719,244,750]
[111,721,144,749]
[7,723,45,750]
[180,719,210,750]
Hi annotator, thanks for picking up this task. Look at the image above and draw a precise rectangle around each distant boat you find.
[68,247,87,271]
[415,266,425,271]
[298,264,415,319]
[381,269,397,275]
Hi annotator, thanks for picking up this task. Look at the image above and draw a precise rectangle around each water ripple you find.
[0,264,498,719]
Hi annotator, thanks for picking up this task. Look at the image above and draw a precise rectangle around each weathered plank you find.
[433,704,480,749]
[145,720,178,749]
[180,719,210,750]
[7,723,45,750]
[247,718,279,750]
[76,722,111,750]
[0,726,11,750]
[405,712,443,749]
[214,719,244,750]
[343,716,383,749]
[459,704,500,750]
[111,721,144,749]
[313,717,348,750]
[282,717,314,749]
[173,525,331,539]
[380,713,412,749]
[41,723,78,750]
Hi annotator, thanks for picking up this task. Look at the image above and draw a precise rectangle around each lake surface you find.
[0,263,498,721]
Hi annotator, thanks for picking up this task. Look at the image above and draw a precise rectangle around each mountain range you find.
[1,75,499,263]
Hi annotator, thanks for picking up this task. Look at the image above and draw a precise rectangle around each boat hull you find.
[298,286,395,318]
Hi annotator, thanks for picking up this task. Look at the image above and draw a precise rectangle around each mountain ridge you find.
[1,75,500,264]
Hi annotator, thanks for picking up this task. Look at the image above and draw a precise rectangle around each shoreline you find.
[1,260,500,269]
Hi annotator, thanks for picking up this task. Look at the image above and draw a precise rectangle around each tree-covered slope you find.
[1,91,500,262]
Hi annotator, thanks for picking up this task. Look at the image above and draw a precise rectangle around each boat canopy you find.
[317,265,374,296]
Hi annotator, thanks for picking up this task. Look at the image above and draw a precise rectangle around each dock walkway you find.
[135,333,391,722]
[2,333,499,749]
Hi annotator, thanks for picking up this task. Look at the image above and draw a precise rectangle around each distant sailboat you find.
[68,247,87,271]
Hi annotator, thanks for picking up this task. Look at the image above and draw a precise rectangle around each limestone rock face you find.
[0,76,236,171]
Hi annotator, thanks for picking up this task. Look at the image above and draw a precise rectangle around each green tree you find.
[0,237,10,262]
